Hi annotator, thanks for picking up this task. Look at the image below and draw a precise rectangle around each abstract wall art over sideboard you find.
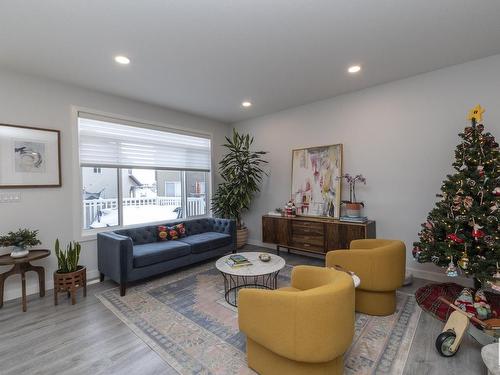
[291,144,342,218]
[0,123,61,188]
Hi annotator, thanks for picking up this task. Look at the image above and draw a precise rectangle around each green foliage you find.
[55,239,82,273]
[0,229,41,249]
[414,119,499,282]
[212,129,268,228]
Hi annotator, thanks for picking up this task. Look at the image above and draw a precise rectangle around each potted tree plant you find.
[0,229,41,258]
[212,129,268,248]
[53,239,86,305]
[339,173,367,217]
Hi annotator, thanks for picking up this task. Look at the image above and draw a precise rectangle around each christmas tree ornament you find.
[477,165,485,177]
[446,233,465,244]
[463,196,474,209]
[472,223,485,240]
[493,187,500,196]
[431,255,440,264]
[446,257,459,277]
[412,245,420,260]
[458,250,469,270]
[488,263,500,292]
[484,235,495,246]
[487,215,498,224]
[477,124,485,133]
[466,178,476,187]
[490,203,499,213]
[466,104,485,123]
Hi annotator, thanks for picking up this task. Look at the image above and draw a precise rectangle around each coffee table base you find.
[220,271,281,307]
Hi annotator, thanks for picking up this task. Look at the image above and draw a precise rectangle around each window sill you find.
[78,215,212,242]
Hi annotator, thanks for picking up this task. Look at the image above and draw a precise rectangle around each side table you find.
[0,249,51,312]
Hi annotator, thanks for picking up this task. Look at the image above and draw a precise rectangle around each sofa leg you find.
[99,272,105,282]
[120,283,126,297]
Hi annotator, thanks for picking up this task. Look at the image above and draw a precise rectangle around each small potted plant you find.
[0,229,41,258]
[339,173,367,217]
[53,239,86,305]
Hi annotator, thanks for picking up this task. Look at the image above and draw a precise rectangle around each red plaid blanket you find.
[415,282,500,322]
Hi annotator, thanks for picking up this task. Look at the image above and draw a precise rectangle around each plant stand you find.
[53,266,87,305]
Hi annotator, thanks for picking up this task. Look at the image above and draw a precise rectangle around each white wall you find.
[0,68,228,301]
[234,54,500,284]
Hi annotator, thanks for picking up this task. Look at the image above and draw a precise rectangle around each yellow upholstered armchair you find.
[238,265,354,375]
[326,239,406,316]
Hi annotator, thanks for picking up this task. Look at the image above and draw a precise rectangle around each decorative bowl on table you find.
[258,253,271,262]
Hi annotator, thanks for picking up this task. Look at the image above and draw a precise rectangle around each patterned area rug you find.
[97,262,421,375]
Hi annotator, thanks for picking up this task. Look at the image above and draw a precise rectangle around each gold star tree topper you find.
[467,105,485,122]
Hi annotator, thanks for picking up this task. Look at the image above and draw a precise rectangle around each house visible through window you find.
[78,113,211,231]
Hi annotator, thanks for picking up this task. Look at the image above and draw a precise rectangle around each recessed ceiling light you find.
[241,101,252,108]
[114,55,130,65]
[348,65,361,74]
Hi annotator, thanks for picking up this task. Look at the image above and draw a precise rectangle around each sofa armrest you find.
[97,232,133,283]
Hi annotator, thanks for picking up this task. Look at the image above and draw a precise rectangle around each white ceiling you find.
[2,1,500,123]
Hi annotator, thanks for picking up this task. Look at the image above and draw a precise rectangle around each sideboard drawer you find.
[291,234,324,246]
[292,220,323,232]
[289,241,324,253]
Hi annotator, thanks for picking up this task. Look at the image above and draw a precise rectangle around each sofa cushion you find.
[133,241,190,268]
[179,232,232,254]
[167,223,186,240]
[116,226,158,245]
[184,219,213,235]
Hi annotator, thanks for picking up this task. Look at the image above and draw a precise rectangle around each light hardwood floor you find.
[0,245,486,375]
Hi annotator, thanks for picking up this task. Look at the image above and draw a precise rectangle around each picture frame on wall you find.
[0,123,61,188]
[291,144,342,218]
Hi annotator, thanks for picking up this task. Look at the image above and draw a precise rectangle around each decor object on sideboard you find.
[291,144,342,218]
[338,173,366,218]
[53,239,87,305]
[413,105,499,285]
[212,129,268,248]
[0,123,61,188]
[0,228,42,258]
[0,249,50,312]
[262,214,375,256]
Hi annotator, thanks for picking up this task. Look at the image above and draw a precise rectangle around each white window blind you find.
[78,114,211,171]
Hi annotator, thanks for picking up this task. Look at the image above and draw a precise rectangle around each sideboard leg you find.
[99,272,105,282]
[120,283,126,297]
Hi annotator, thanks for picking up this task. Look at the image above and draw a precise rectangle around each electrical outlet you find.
[0,192,21,203]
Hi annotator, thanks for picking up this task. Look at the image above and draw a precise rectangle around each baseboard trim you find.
[407,267,473,287]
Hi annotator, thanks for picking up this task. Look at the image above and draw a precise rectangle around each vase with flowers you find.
[0,228,41,258]
[339,173,367,217]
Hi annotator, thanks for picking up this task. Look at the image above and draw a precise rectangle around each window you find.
[78,113,211,231]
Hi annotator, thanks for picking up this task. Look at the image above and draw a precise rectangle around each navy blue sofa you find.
[97,218,236,295]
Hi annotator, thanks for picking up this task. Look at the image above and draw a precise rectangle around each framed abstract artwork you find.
[0,123,61,188]
[291,144,342,218]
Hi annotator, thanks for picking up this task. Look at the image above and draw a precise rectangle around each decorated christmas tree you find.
[413,105,500,284]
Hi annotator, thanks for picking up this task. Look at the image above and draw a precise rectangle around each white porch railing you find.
[83,196,206,229]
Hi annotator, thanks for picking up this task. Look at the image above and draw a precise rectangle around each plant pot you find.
[10,246,29,258]
[345,202,363,218]
[53,266,87,305]
[236,227,249,249]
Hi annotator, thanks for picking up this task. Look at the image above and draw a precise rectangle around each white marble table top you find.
[482,343,500,375]
[215,252,285,276]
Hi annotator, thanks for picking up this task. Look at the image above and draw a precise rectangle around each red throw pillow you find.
[168,223,186,240]
[158,226,169,241]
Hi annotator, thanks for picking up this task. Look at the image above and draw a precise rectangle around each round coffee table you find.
[216,252,285,307]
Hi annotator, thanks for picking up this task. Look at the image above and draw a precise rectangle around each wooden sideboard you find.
[262,215,376,256]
